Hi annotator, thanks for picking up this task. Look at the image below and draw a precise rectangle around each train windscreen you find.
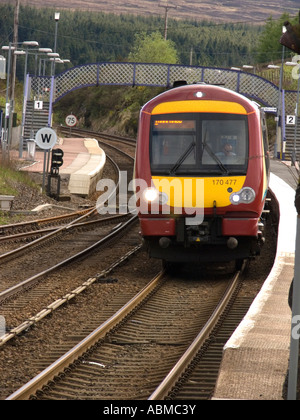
[150,113,248,175]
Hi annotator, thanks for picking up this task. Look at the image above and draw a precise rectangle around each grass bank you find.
[0,162,35,195]
[0,158,39,224]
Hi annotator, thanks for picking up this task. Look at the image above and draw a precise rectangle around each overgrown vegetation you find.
[0,162,37,195]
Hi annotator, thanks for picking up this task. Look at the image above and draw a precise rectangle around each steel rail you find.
[148,267,243,400]
[0,214,138,304]
[6,270,165,401]
[0,207,94,237]
[0,213,129,243]
[0,244,142,347]
[0,153,122,262]
[59,126,136,146]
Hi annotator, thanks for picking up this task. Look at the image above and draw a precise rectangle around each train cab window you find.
[150,113,248,175]
[201,117,248,170]
[151,119,197,173]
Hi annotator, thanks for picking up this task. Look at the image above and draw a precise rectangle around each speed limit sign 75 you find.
[65,114,77,127]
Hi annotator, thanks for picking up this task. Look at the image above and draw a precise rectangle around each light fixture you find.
[14,50,26,56]
[143,188,168,205]
[47,52,60,58]
[38,48,53,53]
[144,188,159,202]
[194,91,205,98]
[23,41,39,47]
[230,187,256,205]
[2,46,16,51]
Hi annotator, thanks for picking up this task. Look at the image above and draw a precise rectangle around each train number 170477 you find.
[212,179,237,186]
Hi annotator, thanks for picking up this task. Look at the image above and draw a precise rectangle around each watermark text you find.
[96,171,204,225]
[0,316,5,338]
[292,55,300,80]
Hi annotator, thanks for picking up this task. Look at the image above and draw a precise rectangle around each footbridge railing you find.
[23,62,298,159]
[27,61,297,113]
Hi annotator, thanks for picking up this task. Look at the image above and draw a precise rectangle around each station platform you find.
[16,137,106,197]
[213,159,298,400]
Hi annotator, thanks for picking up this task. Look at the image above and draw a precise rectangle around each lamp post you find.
[52,12,60,76]
[242,64,255,73]
[1,41,39,159]
[275,26,287,159]
[288,61,300,166]
[16,41,39,157]
[37,48,52,76]
[1,43,14,160]
[267,64,280,84]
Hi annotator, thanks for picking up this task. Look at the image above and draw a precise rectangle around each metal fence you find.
[27,62,298,114]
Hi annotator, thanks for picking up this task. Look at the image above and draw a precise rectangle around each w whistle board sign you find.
[35,127,57,150]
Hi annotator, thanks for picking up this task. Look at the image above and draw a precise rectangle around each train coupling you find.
[159,237,172,248]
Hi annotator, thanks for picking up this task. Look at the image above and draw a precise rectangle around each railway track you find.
[0,129,278,400]
[6,262,249,400]
[0,214,137,304]
[0,130,139,343]
[0,207,94,238]
[59,127,136,148]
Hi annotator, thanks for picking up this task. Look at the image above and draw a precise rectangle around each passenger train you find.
[134,83,270,266]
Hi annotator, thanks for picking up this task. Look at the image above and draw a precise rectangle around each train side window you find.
[261,112,270,175]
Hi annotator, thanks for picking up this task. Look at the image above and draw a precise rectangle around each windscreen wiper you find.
[169,140,196,175]
[203,137,230,175]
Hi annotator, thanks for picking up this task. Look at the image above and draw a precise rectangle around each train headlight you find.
[144,187,159,202]
[240,187,256,203]
[194,91,205,98]
[230,187,256,205]
[143,188,168,205]
[231,193,241,204]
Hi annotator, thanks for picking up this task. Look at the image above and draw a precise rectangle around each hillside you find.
[1,0,299,23]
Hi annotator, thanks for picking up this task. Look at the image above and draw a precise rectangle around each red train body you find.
[134,84,270,264]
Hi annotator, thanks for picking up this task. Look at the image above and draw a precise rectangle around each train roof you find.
[141,84,260,115]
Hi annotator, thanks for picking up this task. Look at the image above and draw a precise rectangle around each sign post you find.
[47,148,64,199]
[65,114,77,135]
[35,127,57,192]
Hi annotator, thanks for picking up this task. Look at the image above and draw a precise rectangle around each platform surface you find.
[213,160,298,400]
[16,137,106,196]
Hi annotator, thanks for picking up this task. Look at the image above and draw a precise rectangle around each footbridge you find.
[24,62,299,158]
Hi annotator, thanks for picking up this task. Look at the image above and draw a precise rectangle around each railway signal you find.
[47,148,64,200]
[51,148,64,171]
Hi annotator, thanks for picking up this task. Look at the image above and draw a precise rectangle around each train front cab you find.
[135,85,270,264]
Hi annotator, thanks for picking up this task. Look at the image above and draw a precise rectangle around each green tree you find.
[128,32,179,64]
[257,13,298,63]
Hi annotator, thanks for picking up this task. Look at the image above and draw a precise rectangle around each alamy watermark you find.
[292,315,300,339]
[292,55,300,80]
[0,316,5,338]
[95,171,204,225]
